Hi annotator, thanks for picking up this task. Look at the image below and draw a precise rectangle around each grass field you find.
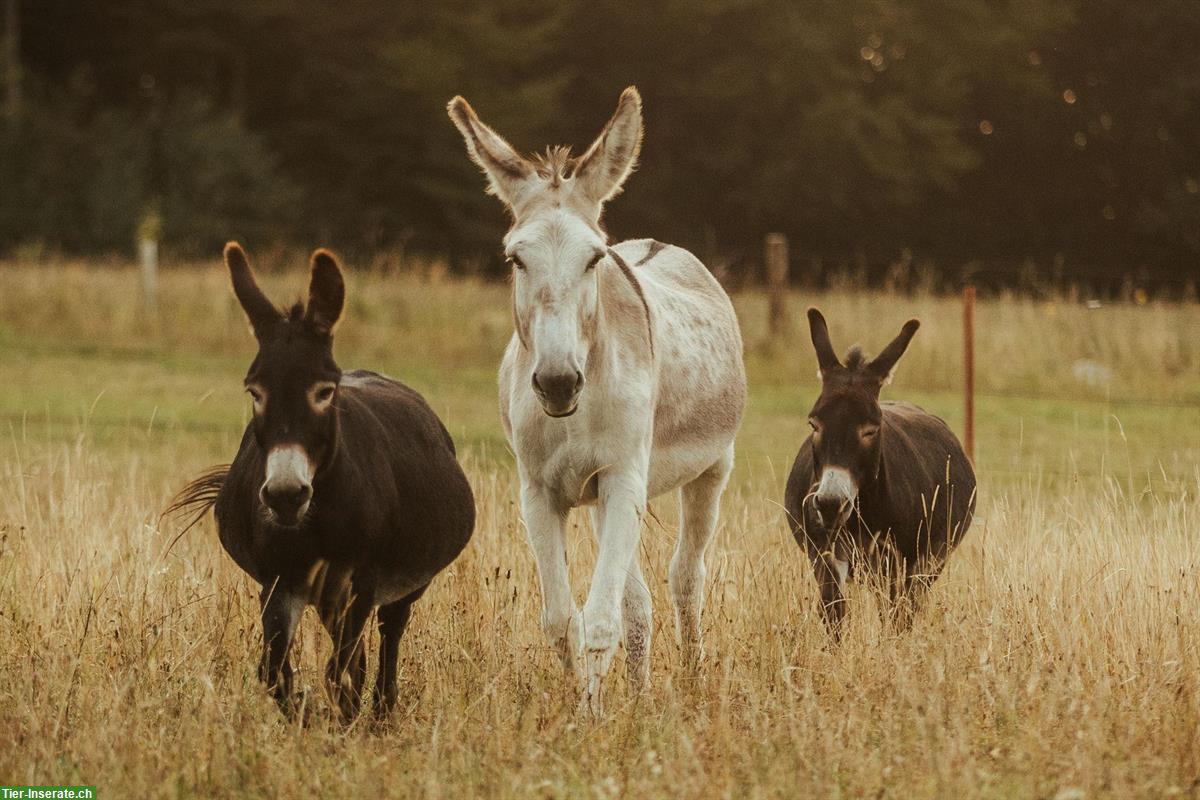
[0,260,1197,798]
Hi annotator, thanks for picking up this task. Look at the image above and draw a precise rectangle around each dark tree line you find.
[2,0,1197,288]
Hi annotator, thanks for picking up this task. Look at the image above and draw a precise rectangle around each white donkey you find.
[448,87,746,709]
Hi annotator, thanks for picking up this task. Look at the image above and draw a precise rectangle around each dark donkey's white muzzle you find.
[260,445,315,526]
[813,467,857,530]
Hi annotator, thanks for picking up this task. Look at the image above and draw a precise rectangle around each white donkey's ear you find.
[447,95,535,208]
[573,86,643,205]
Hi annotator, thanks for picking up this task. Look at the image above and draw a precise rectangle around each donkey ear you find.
[807,307,841,377]
[573,86,644,205]
[225,242,281,335]
[447,95,535,209]
[305,249,345,334]
[868,319,920,382]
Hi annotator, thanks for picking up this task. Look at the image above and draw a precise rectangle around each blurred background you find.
[1,0,1198,293]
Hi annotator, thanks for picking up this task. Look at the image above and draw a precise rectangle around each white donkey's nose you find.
[532,367,584,417]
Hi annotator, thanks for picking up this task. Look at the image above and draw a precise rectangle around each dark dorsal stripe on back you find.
[606,248,655,359]
[634,240,667,267]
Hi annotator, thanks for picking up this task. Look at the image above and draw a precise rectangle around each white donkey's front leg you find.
[581,466,649,713]
[520,482,582,682]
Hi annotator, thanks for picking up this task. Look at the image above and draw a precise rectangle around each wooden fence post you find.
[963,285,976,463]
[765,233,789,337]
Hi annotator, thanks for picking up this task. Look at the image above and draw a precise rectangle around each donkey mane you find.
[532,146,575,184]
[843,346,867,370]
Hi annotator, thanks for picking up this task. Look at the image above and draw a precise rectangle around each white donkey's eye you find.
[507,254,526,271]
[585,251,604,272]
[309,382,337,410]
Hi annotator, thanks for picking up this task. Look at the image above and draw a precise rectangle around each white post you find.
[140,235,158,315]
[137,207,161,316]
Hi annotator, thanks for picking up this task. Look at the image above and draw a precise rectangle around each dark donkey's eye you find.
[312,383,337,407]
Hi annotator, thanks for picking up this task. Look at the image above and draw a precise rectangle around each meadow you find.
[0,259,1197,798]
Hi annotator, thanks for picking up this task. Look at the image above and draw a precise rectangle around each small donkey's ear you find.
[868,319,920,383]
[573,86,643,206]
[225,242,281,335]
[807,307,841,377]
[447,95,535,209]
[305,249,345,334]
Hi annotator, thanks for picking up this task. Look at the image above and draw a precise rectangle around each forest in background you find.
[1,0,1198,291]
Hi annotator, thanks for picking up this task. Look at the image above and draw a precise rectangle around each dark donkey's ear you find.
[807,308,841,377]
[868,319,920,383]
[305,248,345,335]
[225,242,281,335]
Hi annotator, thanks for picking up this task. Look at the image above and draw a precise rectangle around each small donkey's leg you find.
[590,506,653,692]
[522,483,581,681]
[581,467,649,714]
[372,586,425,718]
[893,561,942,632]
[258,580,305,717]
[669,445,734,664]
[813,549,850,641]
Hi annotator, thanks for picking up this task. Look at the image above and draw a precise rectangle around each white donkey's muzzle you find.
[531,367,583,417]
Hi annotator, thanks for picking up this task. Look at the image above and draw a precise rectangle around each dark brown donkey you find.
[784,308,975,638]
[169,243,475,721]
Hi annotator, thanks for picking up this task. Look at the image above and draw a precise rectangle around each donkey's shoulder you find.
[339,369,457,455]
[613,238,723,300]
[881,400,956,439]
[614,238,671,268]
[880,400,970,482]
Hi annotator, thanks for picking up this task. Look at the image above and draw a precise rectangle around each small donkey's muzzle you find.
[811,467,858,531]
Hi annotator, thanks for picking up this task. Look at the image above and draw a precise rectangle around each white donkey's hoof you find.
[578,681,606,718]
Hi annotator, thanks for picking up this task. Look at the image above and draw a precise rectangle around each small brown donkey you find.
[784,308,976,638]
[169,244,475,721]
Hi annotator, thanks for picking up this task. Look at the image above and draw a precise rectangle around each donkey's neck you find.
[855,446,889,518]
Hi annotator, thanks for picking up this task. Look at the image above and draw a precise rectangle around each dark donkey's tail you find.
[162,465,229,539]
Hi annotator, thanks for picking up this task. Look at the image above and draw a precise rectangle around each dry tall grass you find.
[0,261,1196,798]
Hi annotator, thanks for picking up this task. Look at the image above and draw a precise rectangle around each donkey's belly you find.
[646,438,733,499]
[371,569,434,606]
[512,420,731,506]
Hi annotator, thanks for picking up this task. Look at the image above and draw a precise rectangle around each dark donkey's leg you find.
[258,580,305,717]
[810,548,849,640]
[372,586,426,718]
[892,560,942,632]
[320,589,374,723]
[870,540,909,632]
